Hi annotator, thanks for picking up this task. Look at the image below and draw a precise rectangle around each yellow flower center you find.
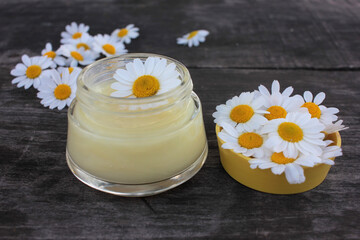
[54,84,71,100]
[26,65,42,79]
[278,122,304,142]
[264,106,287,120]
[71,51,84,61]
[102,44,116,55]
[302,102,321,118]
[76,43,90,50]
[132,75,160,98]
[43,51,56,59]
[271,152,296,164]
[238,132,263,149]
[117,28,128,38]
[230,105,254,123]
[187,31,198,39]
[72,32,82,39]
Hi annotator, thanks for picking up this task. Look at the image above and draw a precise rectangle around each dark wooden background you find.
[1,0,359,239]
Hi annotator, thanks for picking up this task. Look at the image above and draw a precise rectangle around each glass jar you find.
[66,53,208,196]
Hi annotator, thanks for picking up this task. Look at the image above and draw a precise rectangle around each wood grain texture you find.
[0,0,360,239]
[0,0,360,69]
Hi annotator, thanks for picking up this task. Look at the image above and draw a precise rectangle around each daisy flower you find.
[67,33,95,52]
[177,30,209,47]
[212,92,268,132]
[320,140,342,165]
[10,54,52,89]
[93,34,127,57]
[57,66,82,76]
[61,22,90,44]
[37,69,79,110]
[324,120,348,134]
[41,43,66,68]
[261,111,326,158]
[111,57,181,98]
[218,122,267,158]
[249,151,321,184]
[301,91,339,125]
[111,24,139,44]
[258,80,303,120]
[60,44,98,67]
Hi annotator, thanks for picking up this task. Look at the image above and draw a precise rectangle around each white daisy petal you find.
[304,91,313,102]
[314,92,325,105]
[285,163,304,184]
[22,55,31,67]
[271,165,286,175]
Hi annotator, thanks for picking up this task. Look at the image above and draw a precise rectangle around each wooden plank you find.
[0,0,359,69]
[1,67,359,239]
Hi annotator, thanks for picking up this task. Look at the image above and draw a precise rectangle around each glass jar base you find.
[66,144,208,197]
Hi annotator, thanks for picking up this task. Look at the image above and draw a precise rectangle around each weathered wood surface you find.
[1,0,360,239]
[1,0,360,69]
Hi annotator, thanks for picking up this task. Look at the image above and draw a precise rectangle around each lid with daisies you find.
[213,80,347,185]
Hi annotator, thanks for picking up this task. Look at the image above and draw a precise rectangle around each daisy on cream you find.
[10,54,52,89]
[111,57,181,98]
[301,91,339,125]
[177,30,209,47]
[111,24,139,44]
[61,22,90,44]
[60,44,98,67]
[249,151,321,184]
[41,43,66,68]
[212,92,268,132]
[93,34,127,57]
[37,68,80,110]
[258,80,303,120]
[218,122,267,158]
[261,111,326,158]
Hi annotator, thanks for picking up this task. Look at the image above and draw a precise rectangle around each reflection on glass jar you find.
[66,53,208,196]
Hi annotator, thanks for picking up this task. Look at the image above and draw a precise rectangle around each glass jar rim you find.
[77,53,192,106]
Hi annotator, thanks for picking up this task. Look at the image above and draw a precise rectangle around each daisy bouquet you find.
[213,80,347,186]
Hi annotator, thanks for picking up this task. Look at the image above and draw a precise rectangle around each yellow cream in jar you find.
[66,54,207,186]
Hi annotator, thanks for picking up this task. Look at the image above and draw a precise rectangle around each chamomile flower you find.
[57,66,82,78]
[61,22,90,44]
[320,140,342,165]
[218,122,267,158]
[41,43,66,68]
[212,92,268,132]
[93,34,127,57]
[249,151,321,184]
[67,33,95,52]
[261,111,326,158]
[177,30,209,47]
[10,54,52,89]
[37,69,79,110]
[111,57,181,98]
[258,80,303,120]
[301,91,339,125]
[111,24,139,44]
[324,120,348,134]
[60,44,98,67]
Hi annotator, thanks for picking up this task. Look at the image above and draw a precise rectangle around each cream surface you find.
[67,82,207,184]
